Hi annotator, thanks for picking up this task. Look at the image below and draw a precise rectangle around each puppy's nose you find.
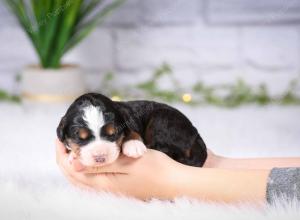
[93,155,106,163]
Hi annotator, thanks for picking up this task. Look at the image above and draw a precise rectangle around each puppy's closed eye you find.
[104,123,116,136]
[78,128,90,139]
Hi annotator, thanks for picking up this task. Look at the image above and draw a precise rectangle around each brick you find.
[0,27,113,71]
[0,27,38,70]
[0,1,17,27]
[0,70,18,93]
[63,28,113,70]
[115,26,239,71]
[103,0,142,27]
[206,0,300,24]
[187,67,299,97]
[141,0,200,25]
[241,27,300,70]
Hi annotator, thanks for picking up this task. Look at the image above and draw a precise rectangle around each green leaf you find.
[103,72,114,81]
[39,0,61,66]
[5,0,124,68]
[49,0,83,68]
[153,62,172,80]
[64,0,125,53]
[78,0,104,22]
[0,89,21,103]
[5,0,41,57]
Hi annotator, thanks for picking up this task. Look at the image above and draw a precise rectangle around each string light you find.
[111,95,121,101]
[182,93,192,103]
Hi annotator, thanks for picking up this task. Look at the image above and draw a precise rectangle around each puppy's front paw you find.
[122,140,147,158]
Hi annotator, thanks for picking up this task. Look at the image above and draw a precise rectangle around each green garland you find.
[100,63,300,107]
[0,89,20,103]
[1,63,299,107]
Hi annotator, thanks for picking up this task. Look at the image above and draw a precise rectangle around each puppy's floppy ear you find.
[57,116,67,142]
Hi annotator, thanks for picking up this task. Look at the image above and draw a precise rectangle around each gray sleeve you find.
[266,167,300,204]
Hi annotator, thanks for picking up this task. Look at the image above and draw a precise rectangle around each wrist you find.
[203,149,226,168]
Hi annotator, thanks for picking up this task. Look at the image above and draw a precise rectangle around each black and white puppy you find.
[57,93,207,167]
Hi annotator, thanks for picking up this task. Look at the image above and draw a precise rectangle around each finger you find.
[55,139,135,194]
[56,138,126,174]
[55,139,115,191]
[60,163,112,193]
[60,151,114,190]
[59,161,93,190]
[60,154,89,183]
[56,139,92,184]
[55,138,67,154]
[55,138,87,172]
[55,138,68,165]
[72,159,86,172]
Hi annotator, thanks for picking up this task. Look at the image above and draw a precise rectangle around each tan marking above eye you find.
[79,128,89,139]
[105,123,116,136]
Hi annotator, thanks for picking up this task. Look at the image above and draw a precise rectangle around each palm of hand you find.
[56,139,181,200]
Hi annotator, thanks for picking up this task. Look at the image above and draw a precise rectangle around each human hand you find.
[55,139,184,200]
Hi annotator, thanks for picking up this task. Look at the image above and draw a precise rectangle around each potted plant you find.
[5,0,124,103]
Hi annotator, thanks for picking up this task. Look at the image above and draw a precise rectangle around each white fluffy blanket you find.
[1,103,300,219]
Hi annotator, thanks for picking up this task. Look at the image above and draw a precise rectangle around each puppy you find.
[57,93,207,167]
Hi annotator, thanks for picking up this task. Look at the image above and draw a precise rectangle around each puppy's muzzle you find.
[93,154,106,163]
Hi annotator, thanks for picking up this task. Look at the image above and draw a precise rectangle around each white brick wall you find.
[0,0,300,94]
[141,0,201,25]
[0,27,38,70]
[103,0,142,27]
[241,27,300,71]
[62,29,113,70]
[206,0,300,24]
[116,26,239,71]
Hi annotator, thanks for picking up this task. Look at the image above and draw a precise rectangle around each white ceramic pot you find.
[21,65,86,104]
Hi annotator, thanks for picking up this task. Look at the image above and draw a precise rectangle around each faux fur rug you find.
[0,103,300,219]
[1,180,300,220]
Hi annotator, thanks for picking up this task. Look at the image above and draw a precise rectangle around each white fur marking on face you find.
[80,105,121,166]
[80,140,120,166]
[83,105,104,140]
[122,140,147,158]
